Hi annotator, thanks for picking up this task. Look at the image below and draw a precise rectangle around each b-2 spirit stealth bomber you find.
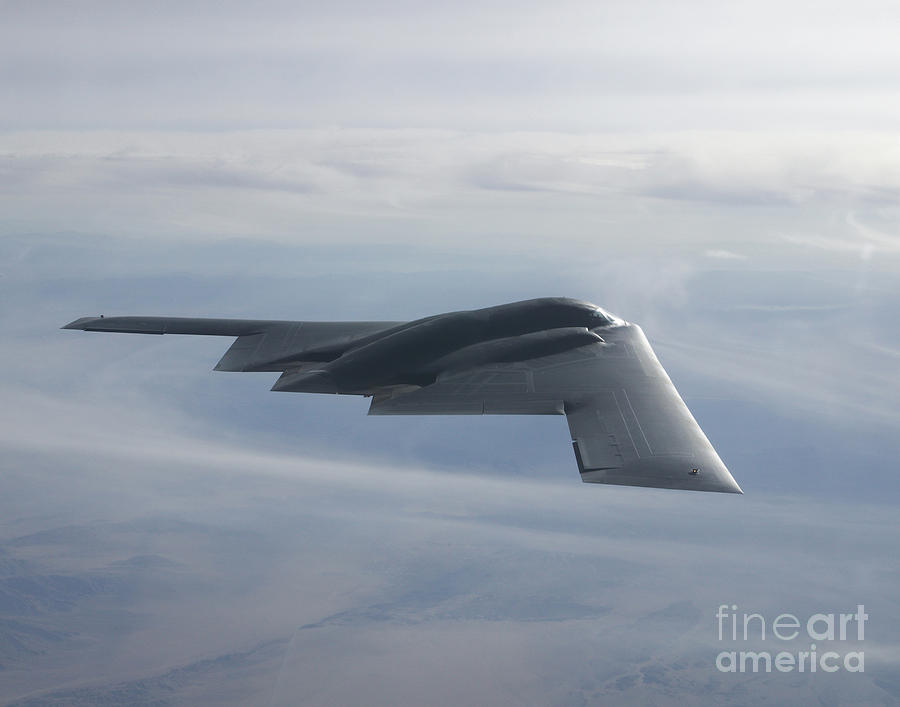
[64,297,742,494]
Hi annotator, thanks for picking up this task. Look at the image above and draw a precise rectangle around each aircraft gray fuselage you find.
[64,297,743,494]
[273,298,610,393]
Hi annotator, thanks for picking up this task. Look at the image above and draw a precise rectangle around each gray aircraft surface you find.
[63,297,742,494]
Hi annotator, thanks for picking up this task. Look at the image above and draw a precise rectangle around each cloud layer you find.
[2,404,899,704]
[3,0,900,131]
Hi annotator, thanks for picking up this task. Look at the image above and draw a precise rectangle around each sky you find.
[2,1,900,704]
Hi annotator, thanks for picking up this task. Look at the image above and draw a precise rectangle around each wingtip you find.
[722,470,744,495]
[61,317,98,330]
[711,470,743,494]
[720,476,744,495]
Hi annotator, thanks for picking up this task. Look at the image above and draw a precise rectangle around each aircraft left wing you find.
[61,316,401,372]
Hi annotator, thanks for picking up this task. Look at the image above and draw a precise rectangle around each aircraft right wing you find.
[369,323,742,494]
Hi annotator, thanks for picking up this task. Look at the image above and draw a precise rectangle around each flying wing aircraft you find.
[63,297,742,494]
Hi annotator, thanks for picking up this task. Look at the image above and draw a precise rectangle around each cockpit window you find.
[590,308,612,325]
